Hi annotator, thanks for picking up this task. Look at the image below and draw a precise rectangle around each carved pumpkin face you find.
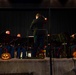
[1,53,11,60]
[73,51,76,58]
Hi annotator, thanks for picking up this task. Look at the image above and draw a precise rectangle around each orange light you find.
[73,51,76,58]
[1,53,11,60]
[17,34,21,37]
[5,30,10,34]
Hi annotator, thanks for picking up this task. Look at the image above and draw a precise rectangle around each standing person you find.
[30,13,47,57]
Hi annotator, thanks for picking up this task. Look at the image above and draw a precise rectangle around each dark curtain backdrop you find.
[0,9,50,37]
[51,9,76,35]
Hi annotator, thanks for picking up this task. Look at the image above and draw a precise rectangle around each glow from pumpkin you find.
[73,51,76,58]
[1,53,11,60]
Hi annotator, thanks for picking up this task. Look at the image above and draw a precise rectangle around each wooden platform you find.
[0,57,50,75]
[0,58,76,75]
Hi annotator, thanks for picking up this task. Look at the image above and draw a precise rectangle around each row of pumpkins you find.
[1,50,46,60]
[1,51,76,60]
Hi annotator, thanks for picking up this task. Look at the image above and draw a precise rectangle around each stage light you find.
[5,30,10,35]
[17,33,21,37]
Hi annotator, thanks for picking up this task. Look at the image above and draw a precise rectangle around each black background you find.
[51,8,76,35]
[0,9,50,37]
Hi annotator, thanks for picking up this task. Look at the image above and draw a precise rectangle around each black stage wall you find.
[51,9,76,35]
[0,9,50,37]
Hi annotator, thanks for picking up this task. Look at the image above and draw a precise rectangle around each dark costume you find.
[21,46,26,58]
[17,44,21,58]
[30,14,47,57]
[10,45,15,58]
[17,44,26,58]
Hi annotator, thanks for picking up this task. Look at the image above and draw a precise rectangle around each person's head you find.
[36,13,41,19]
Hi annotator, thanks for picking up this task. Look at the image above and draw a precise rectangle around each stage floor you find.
[0,57,50,75]
[52,58,76,75]
[0,58,76,75]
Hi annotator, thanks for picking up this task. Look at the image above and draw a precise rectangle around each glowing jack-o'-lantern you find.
[73,51,76,58]
[36,50,46,59]
[1,53,11,60]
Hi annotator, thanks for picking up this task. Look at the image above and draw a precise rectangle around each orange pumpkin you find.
[1,53,11,60]
[73,51,76,58]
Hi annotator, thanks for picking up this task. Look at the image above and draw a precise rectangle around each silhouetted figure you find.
[30,13,47,57]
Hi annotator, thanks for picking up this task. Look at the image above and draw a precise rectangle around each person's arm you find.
[30,19,37,30]
[30,20,34,30]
